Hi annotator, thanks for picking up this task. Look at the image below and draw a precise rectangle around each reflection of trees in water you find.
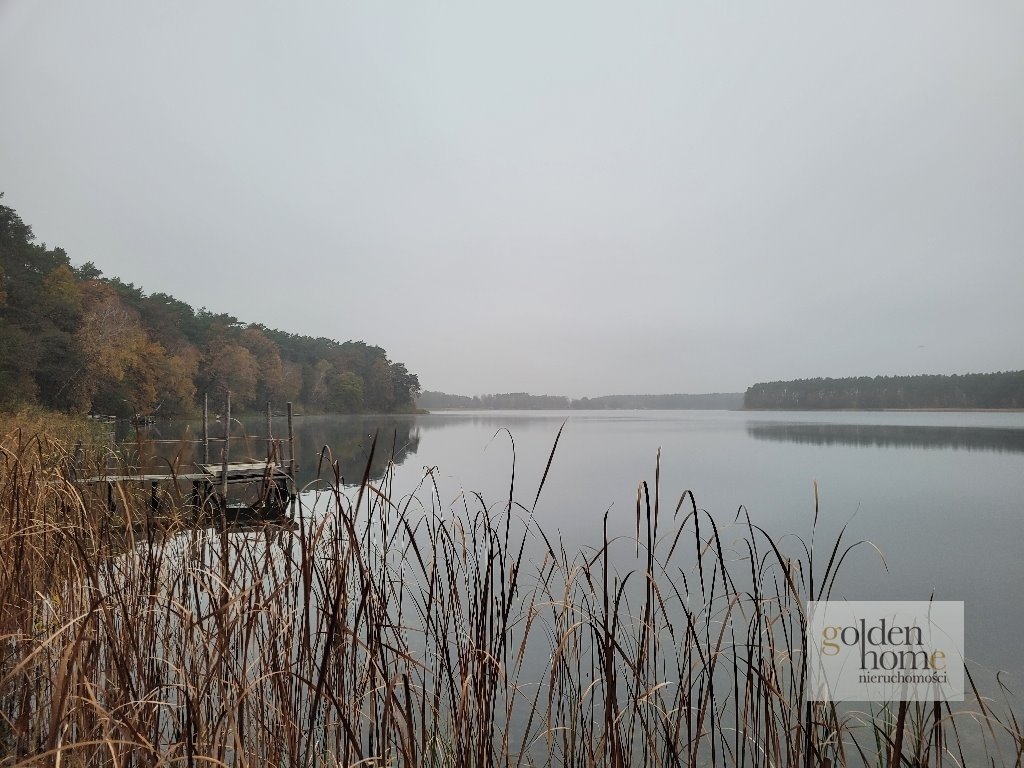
[747,422,1024,453]
[291,416,421,487]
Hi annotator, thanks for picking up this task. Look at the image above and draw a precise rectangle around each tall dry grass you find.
[0,422,1020,766]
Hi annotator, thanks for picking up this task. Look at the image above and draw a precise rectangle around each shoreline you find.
[740,407,1024,413]
[419,406,1024,414]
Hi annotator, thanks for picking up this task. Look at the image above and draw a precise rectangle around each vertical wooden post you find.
[202,393,209,465]
[266,401,273,462]
[287,401,294,482]
[220,391,231,503]
[286,401,296,517]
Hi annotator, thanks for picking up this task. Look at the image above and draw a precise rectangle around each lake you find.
[136,407,1024,688]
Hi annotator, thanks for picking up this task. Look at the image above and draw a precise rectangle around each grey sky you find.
[1,2,1021,398]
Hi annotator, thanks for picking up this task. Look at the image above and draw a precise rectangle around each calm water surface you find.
[144,409,1024,685]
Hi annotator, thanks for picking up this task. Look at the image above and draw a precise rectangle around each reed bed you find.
[1,424,1020,766]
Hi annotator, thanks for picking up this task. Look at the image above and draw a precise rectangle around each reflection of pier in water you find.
[746,421,1024,453]
[82,397,298,526]
[127,414,422,489]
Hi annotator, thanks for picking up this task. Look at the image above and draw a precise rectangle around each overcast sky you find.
[1,2,1021,397]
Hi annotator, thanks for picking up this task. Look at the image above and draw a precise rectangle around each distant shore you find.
[741,407,1024,413]
[420,406,1024,414]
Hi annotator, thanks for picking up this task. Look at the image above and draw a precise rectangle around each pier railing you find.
[72,394,297,519]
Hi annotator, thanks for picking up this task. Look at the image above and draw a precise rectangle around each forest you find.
[0,197,420,417]
[744,371,1024,410]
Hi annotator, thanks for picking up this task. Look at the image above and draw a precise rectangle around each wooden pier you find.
[76,395,297,524]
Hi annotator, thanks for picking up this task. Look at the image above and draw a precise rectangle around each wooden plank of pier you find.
[78,462,289,485]
[198,462,290,482]
[78,472,212,483]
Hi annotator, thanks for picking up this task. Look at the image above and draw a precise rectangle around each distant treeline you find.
[0,197,420,417]
[744,372,1024,410]
[417,391,744,410]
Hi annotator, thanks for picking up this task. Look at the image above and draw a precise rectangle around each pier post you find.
[202,393,209,465]
[266,401,273,462]
[220,391,230,504]
[287,401,295,489]
[107,423,115,475]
